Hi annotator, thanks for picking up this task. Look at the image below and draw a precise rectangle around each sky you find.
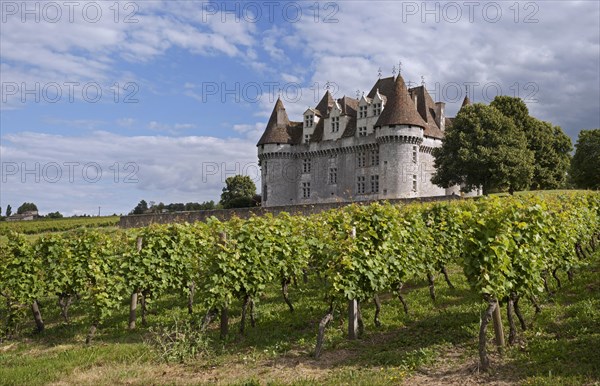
[1,0,599,216]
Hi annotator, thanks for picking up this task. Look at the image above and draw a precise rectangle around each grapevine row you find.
[1,192,598,369]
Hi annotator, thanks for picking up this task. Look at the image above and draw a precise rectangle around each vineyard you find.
[0,216,119,236]
[0,192,599,384]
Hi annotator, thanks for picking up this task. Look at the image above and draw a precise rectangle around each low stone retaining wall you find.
[119,195,461,228]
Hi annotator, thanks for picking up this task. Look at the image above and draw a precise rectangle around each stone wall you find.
[119,194,462,228]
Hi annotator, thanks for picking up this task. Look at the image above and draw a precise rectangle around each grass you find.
[0,252,598,385]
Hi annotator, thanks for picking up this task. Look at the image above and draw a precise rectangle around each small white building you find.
[257,74,472,207]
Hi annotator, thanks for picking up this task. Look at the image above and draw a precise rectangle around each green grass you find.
[1,252,598,385]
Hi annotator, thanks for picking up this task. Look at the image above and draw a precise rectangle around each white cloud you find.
[148,121,197,134]
[116,118,136,128]
[271,1,600,137]
[0,1,260,106]
[1,131,259,216]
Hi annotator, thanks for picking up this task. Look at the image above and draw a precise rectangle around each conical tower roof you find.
[374,75,427,128]
[257,98,292,146]
[461,95,471,108]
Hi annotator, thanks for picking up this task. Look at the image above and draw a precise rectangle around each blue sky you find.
[1,1,599,216]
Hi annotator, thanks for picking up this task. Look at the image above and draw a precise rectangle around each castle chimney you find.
[435,102,445,131]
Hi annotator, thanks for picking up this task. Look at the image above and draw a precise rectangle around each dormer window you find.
[359,105,368,119]
[331,116,340,132]
[304,114,314,127]
[373,103,382,116]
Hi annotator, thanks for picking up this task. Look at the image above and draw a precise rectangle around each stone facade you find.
[257,74,472,207]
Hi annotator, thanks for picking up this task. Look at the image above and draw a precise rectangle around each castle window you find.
[357,176,366,194]
[264,161,267,174]
[329,167,337,184]
[371,150,380,166]
[302,182,311,198]
[357,152,366,168]
[358,126,367,137]
[304,134,312,144]
[359,105,367,119]
[303,159,311,173]
[305,114,314,127]
[413,146,418,163]
[331,116,340,132]
[263,184,267,202]
[371,175,379,193]
[412,175,417,192]
[373,103,382,116]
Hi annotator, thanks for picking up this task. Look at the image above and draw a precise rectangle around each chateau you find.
[257,73,472,207]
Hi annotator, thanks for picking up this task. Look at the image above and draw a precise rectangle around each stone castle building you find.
[257,73,472,207]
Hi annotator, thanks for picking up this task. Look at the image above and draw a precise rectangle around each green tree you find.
[130,200,148,215]
[570,129,600,189]
[432,103,534,195]
[220,175,257,209]
[47,211,63,219]
[17,202,38,214]
[6,205,12,217]
[491,96,572,189]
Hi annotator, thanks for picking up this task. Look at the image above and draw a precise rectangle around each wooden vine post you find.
[348,227,358,340]
[219,231,229,340]
[128,237,143,330]
[492,299,505,352]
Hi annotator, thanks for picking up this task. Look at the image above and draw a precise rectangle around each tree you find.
[6,205,12,217]
[47,211,63,219]
[130,200,149,215]
[432,103,534,195]
[491,96,572,189]
[220,175,257,209]
[17,202,38,214]
[570,129,600,189]
[198,200,216,210]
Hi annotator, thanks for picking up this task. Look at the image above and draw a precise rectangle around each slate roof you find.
[408,85,444,139]
[315,90,335,117]
[462,95,471,107]
[311,117,325,142]
[257,98,302,145]
[374,75,428,129]
[338,96,359,116]
[367,77,395,99]
[258,74,455,147]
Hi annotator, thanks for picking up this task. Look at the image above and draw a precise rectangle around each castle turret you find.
[375,75,427,198]
[257,98,302,207]
[257,97,292,147]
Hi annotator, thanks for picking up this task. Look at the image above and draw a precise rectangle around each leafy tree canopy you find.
[17,202,38,214]
[432,103,534,195]
[220,175,257,209]
[491,96,572,189]
[570,129,600,189]
[130,200,148,215]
